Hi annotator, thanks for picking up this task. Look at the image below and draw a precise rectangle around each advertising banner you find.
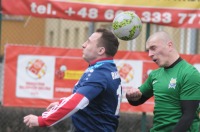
[3,45,87,108]
[2,0,200,28]
[3,45,200,112]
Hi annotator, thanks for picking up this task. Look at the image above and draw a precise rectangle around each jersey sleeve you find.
[38,93,89,127]
[139,72,154,98]
[180,69,200,100]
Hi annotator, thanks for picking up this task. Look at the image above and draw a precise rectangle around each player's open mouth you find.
[153,59,158,63]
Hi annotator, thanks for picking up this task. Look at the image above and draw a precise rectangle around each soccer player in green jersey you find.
[126,31,200,132]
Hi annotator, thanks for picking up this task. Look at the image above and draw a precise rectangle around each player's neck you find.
[165,56,181,69]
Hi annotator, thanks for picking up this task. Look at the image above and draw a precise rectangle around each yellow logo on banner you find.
[64,70,84,80]
[73,0,200,9]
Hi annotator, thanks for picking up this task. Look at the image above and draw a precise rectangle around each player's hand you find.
[23,114,39,128]
[46,102,59,110]
[126,88,142,101]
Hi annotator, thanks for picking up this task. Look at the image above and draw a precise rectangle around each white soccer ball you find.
[112,11,142,41]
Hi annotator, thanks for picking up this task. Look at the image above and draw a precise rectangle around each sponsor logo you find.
[26,59,46,79]
[111,71,120,80]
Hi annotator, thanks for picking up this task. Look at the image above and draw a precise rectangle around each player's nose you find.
[148,50,154,58]
[82,42,87,48]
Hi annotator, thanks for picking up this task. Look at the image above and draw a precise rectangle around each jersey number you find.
[115,84,122,115]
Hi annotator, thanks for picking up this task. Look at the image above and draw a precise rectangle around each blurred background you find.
[0,0,200,132]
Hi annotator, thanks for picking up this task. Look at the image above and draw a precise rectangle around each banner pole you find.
[0,0,2,55]
[88,22,95,36]
[141,23,151,132]
[145,23,150,50]
[141,112,147,132]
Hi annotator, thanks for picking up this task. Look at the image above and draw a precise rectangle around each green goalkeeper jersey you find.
[140,59,200,132]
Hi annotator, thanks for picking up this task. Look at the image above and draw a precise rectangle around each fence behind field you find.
[0,8,200,132]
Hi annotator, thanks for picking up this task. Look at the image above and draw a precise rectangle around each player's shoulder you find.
[92,62,117,75]
[177,60,200,80]
[180,60,199,72]
[149,68,162,75]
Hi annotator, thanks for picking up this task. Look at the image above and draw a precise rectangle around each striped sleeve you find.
[38,93,89,127]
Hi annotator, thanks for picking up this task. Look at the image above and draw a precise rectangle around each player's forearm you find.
[38,93,89,127]
[172,100,199,132]
[128,95,149,106]
[172,114,195,132]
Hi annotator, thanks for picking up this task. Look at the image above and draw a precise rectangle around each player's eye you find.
[150,46,156,51]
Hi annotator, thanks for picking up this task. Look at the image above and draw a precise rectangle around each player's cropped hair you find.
[96,28,119,57]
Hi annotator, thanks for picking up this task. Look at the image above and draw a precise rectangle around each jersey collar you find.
[89,57,113,66]
[164,57,182,69]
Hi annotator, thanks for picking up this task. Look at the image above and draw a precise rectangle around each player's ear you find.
[98,47,105,55]
[167,41,173,49]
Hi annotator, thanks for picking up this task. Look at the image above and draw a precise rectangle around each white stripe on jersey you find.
[39,93,89,126]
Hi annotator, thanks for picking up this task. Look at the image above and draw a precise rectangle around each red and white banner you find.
[2,45,200,112]
[2,0,200,28]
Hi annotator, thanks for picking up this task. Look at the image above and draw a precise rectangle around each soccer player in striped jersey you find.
[24,28,122,132]
[126,31,200,132]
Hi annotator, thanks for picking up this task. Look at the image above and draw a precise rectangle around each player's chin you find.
[82,55,86,59]
[154,60,163,67]
[83,57,90,63]
[157,62,166,67]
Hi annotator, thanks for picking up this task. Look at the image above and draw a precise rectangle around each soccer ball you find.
[112,11,142,41]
